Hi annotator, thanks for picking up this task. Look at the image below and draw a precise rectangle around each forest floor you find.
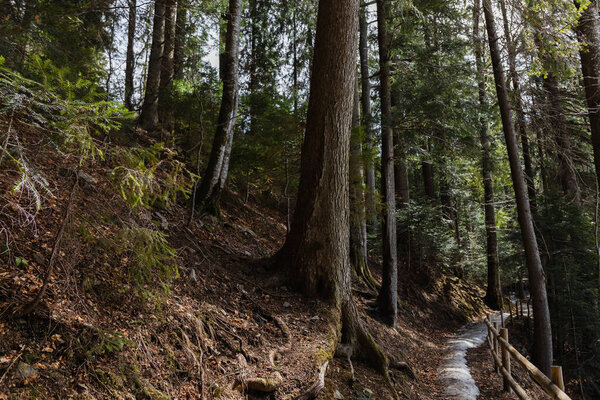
[0,127,546,399]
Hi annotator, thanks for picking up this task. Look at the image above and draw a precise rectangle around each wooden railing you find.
[484,311,571,400]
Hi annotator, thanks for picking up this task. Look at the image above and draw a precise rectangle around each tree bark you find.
[499,0,537,212]
[574,0,600,191]
[139,0,166,131]
[273,0,392,384]
[173,0,187,80]
[125,0,136,111]
[473,0,502,310]
[158,0,176,129]
[194,0,241,215]
[483,0,553,376]
[376,0,398,328]
[359,4,378,230]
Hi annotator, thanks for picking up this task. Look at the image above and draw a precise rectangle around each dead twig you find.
[0,344,25,385]
[14,169,79,317]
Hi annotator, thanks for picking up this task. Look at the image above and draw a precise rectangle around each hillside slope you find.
[1,127,492,399]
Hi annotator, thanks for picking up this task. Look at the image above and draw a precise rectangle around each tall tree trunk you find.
[543,73,581,203]
[350,78,371,287]
[483,0,553,376]
[139,0,166,131]
[273,0,391,385]
[158,0,176,130]
[173,0,187,80]
[391,88,410,207]
[125,0,136,111]
[359,4,378,230]
[474,0,502,311]
[194,0,241,215]
[376,0,398,328]
[422,153,435,199]
[499,0,537,212]
[574,0,600,191]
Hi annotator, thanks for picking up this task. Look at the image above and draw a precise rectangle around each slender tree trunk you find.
[483,0,553,376]
[499,0,537,212]
[474,0,502,310]
[376,0,398,328]
[359,5,378,230]
[391,88,410,207]
[350,78,370,286]
[194,0,241,215]
[543,73,581,203]
[125,0,136,111]
[173,0,187,80]
[273,0,391,383]
[574,1,600,192]
[422,157,435,199]
[158,0,176,130]
[139,0,166,131]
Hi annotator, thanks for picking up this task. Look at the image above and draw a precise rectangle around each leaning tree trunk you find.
[499,0,537,212]
[139,0,166,131]
[483,0,553,376]
[359,4,378,231]
[273,0,393,391]
[194,0,241,216]
[574,1,600,191]
[376,0,398,328]
[124,0,136,111]
[474,0,502,311]
[173,0,187,80]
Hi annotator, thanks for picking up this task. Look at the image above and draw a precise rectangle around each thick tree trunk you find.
[483,0,553,376]
[125,0,136,111]
[139,0,166,131]
[173,0,187,80]
[274,1,392,385]
[474,0,502,310]
[194,0,241,215]
[158,0,176,129]
[574,1,600,191]
[359,5,378,230]
[350,78,371,287]
[376,0,398,328]
[499,0,536,212]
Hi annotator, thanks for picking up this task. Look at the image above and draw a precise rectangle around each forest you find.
[1,0,600,399]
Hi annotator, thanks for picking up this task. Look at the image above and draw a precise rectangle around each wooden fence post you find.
[493,322,499,373]
[500,327,511,393]
[551,366,565,392]
[501,309,505,328]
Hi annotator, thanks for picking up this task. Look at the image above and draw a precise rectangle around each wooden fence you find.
[484,306,571,400]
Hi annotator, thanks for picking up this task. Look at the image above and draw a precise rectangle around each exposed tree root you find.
[236,314,292,394]
[353,256,380,292]
[295,361,328,400]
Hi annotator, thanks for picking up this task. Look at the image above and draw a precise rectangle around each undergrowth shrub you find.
[110,143,195,209]
[117,225,179,296]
